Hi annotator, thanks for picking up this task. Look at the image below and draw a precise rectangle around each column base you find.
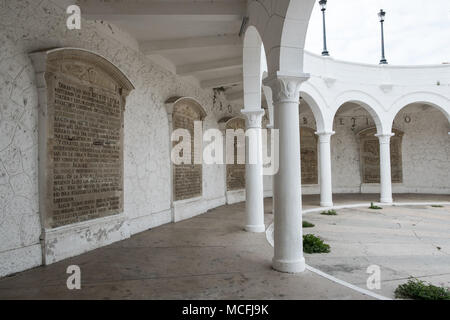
[320,202,333,207]
[245,224,266,233]
[272,257,306,273]
[380,198,393,204]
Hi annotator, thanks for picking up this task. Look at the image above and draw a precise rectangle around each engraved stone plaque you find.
[226,118,246,191]
[300,127,318,184]
[358,128,403,184]
[172,100,204,201]
[31,49,134,228]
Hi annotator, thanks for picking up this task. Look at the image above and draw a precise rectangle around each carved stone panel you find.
[300,127,318,184]
[172,100,204,201]
[358,128,403,184]
[33,48,134,228]
[226,118,246,191]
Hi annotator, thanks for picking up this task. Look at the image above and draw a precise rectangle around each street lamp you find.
[319,0,329,56]
[378,9,388,64]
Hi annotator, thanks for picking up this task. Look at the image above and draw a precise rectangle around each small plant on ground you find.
[369,202,382,210]
[302,221,315,228]
[395,279,450,300]
[303,234,330,254]
[320,209,337,216]
[431,205,444,208]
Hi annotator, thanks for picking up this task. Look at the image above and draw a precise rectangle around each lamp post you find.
[378,9,388,64]
[319,0,329,56]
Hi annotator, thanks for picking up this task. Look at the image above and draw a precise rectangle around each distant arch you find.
[331,91,385,134]
[388,92,450,132]
[300,82,328,132]
[166,96,207,120]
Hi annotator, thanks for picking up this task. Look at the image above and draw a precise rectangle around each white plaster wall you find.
[393,106,450,194]
[330,122,362,193]
[0,0,242,277]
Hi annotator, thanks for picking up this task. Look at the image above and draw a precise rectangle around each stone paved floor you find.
[0,193,448,300]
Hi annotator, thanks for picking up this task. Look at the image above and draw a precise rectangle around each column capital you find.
[315,131,335,143]
[241,109,265,128]
[262,72,310,104]
[375,132,395,144]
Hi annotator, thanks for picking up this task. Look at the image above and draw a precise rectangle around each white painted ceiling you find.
[78,0,247,101]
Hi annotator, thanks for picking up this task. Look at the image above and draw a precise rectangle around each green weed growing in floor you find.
[302,221,315,228]
[395,279,450,300]
[320,209,337,216]
[303,234,330,254]
[431,205,444,208]
[369,202,382,210]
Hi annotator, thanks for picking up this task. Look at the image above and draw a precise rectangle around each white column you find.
[218,122,228,203]
[316,131,334,207]
[165,103,175,222]
[241,109,265,233]
[263,73,309,273]
[266,124,275,215]
[376,133,394,203]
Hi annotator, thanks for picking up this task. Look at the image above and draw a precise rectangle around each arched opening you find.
[298,97,320,193]
[332,102,384,194]
[224,117,246,192]
[169,97,207,202]
[391,103,450,194]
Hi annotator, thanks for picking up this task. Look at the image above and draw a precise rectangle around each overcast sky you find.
[305,0,450,65]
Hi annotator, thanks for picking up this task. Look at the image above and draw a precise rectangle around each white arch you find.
[248,0,315,76]
[165,96,207,120]
[387,92,450,132]
[300,82,328,132]
[331,90,386,134]
[243,26,264,111]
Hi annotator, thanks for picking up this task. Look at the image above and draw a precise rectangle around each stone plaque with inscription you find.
[31,49,134,228]
[300,127,318,185]
[172,100,204,201]
[358,128,403,184]
[226,118,246,191]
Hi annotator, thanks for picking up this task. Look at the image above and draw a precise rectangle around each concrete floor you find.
[0,193,448,300]
[302,198,450,299]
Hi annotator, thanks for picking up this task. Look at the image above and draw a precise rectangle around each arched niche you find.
[224,117,246,191]
[300,127,318,184]
[358,127,404,184]
[166,97,207,201]
[29,48,134,229]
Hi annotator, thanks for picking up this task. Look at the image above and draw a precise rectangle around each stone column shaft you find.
[376,133,394,203]
[241,109,265,233]
[316,131,334,207]
[263,73,309,273]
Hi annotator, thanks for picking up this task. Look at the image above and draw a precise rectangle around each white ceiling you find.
[78,0,247,101]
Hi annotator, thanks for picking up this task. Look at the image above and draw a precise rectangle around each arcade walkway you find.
[0,194,448,300]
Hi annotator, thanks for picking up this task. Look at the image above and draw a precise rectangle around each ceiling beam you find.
[78,0,246,16]
[177,57,242,76]
[140,35,242,54]
[201,74,243,89]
